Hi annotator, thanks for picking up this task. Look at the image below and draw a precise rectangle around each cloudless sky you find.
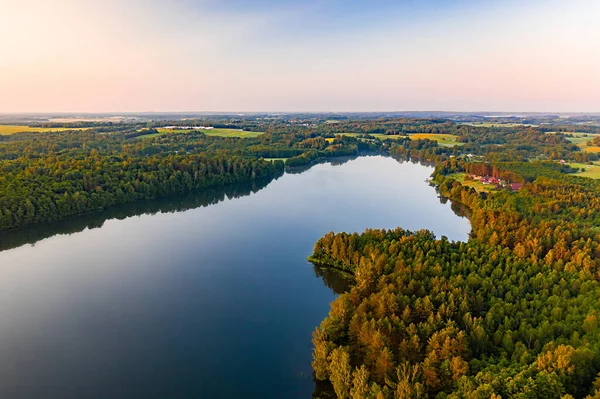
[0,0,598,112]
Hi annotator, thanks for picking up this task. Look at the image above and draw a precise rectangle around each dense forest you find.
[306,117,600,398]
[0,124,380,230]
[0,151,284,230]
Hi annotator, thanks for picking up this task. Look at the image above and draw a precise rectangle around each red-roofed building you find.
[510,183,523,191]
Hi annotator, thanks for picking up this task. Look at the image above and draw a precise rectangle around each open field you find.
[0,125,85,135]
[371,134,404,141]
[408,133,462,147]
[566,162,600,179]
[156,128,263,138]
[554,132,600,152]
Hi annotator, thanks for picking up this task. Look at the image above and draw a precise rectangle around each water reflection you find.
[313,266,353,295]
[0,177,276,252]
[285,155,359,174]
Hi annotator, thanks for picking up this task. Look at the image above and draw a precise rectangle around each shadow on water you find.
[313,266,354,296]
[438,194,472,219]
[0,177,277,252]
[285,155,360,175]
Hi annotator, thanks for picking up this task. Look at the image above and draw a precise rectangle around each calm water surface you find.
[0,156,470,399]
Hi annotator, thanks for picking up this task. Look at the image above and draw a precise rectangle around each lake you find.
[0,156,470,399]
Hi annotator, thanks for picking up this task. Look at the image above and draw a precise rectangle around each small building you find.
[510,183,523,191]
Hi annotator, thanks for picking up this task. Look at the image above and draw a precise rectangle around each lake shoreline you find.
[0,156,470,399]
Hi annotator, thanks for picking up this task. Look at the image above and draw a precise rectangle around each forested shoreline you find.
[0,177,274,252]
[308,119,600,398]
[0,121,393,231]
[0,153,284,231]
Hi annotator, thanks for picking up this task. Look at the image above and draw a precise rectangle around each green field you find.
[566,162,600,179]
[555,132,600,152]
[371,134,404,141]
[0,125,85,135]
[136,132,162,139]
[408,133,462,147]
[561,132,593,145]
[156,128,263,138]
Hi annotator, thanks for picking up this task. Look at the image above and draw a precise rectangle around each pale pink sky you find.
[0,0,599,112]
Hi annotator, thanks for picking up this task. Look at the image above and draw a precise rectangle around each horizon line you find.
[2,111,600,116]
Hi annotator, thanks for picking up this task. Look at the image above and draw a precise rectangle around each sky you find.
[0,0,599,113]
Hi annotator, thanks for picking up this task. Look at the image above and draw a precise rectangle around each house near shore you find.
[481,176,500,185]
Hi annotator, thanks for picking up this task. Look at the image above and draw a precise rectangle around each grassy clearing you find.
[156,128,263,138]
[371,134,404,141]
[561,132,593,145]
[0,125,85,135]
[407,133,462,147]
[566,162,600,179]
[447,173,495,192]
[262,158,288,163]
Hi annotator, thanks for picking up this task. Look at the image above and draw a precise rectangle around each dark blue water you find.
[0,156,470,399]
